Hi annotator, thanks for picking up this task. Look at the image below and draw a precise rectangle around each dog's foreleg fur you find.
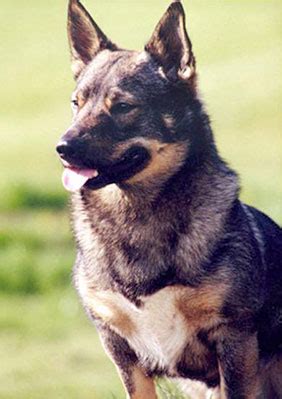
[98,327,157,399]
[216,332,260,399]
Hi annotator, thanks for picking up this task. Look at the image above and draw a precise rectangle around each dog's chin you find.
[83,146,151,191]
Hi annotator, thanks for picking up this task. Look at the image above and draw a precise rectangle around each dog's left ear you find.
[145,0,195,82]
[68,0,118,79]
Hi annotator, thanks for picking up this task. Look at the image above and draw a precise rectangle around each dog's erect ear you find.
[145,0,195,82]
[68,0,118,78]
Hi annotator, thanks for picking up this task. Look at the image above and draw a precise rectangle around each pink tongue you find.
[62,168,98,192]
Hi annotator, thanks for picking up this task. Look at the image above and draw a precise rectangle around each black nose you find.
[56,141,75,159]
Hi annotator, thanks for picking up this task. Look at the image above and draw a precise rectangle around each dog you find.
[56,1,282,398]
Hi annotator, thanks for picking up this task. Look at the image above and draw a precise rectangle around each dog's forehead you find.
[77,50,152,93]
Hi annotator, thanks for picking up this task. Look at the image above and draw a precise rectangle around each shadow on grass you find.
[0,183,73,295]
[0,242,73,295]
[6,183,67,211]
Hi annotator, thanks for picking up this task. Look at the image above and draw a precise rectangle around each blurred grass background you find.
[0,0,281,398]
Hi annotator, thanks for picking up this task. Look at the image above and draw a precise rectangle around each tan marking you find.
[104,96,113,110]
[128,142,187,184]
[77,92,86,109]
[162,114,176,131]
[75,268,135,335]
[114,137,188,185]
[176,283,227,328]
[130,367,157,399]
[85,289,136,336]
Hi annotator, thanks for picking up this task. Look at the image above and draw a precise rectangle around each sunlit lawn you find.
[0,291,125,399]
[0,0,281,398]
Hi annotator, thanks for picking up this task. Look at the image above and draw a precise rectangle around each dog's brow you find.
[77,72,113,99]
[107,91,137,103]
[81,87,91,99]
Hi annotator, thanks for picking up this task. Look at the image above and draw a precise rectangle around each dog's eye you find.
[111,102,136,114]
[71,99,79,111]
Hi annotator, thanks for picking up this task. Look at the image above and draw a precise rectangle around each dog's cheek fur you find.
[115,139,189,187]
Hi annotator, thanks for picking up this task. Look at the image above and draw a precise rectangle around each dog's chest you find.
[78,274,222,373]
[83,286,187,371]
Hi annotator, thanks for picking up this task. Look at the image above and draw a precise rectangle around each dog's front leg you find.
[122,367,158,399]
[98,327,158,399]
[216,331,260,399]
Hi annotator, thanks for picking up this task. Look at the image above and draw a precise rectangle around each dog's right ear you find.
[68,0,118,79]
[145,0,195,82]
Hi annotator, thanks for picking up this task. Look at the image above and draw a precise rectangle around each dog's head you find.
[57,0,202,192]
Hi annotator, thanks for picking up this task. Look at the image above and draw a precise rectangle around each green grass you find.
[0,0,281,398]
[0,291,124,399]
[0,211,72,294]
[0,291,187,399]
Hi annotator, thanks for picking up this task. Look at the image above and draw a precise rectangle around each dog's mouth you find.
[62,166,99,192]
[61,146,150,192]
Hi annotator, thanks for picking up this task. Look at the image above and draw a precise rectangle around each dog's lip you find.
[61,160,79,169]
[61,159,98,174]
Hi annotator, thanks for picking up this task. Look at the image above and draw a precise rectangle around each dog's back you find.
[247,207,282,356]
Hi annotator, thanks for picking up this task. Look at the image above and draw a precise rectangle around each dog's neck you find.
[76,149,239,243]
[71,152,239,295]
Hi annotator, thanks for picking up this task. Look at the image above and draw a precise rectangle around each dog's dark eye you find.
[71,99,79,113]
[71,99,79,110]
[111,102,136,114]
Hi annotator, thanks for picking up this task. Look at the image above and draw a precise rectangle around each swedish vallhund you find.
[56,1,282,398]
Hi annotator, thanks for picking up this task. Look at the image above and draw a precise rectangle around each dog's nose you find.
[56,141,75,159]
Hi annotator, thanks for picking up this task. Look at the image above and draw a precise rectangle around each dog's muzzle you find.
[56,138,151,192]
